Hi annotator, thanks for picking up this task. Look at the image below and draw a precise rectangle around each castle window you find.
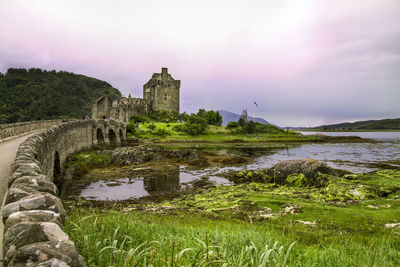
[165,93,168,101]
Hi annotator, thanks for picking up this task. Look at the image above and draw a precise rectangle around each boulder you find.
[268,159,335,185]
[5,240,87,267]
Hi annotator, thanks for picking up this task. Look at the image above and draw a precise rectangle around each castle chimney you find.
[161,67,168,81]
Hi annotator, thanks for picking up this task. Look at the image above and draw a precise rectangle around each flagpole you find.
[253,101,256,122]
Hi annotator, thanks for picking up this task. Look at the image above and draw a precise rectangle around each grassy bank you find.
[64,170,400,266]
[131,122,369,143]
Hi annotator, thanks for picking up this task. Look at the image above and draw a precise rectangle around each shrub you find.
[148,110,180,122]
[254,123,284,134]
[226,121,240,129]
[147,123,156,130]
[182,115,208,135]
[130,115,146,123]
[244,120,256,134]
[172,124,184,132]
[152,128,170,137]
[126,121,136,136]
[238,117,246,128]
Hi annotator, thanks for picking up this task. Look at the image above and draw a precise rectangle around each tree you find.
[196,109,222,126]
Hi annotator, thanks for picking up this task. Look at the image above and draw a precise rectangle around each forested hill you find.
[0,68,121,123]
[312,117,400,130]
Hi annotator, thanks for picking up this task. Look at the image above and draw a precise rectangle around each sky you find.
[0,0,399,127]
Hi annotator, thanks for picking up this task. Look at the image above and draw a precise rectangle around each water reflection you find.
[78,164,231,201]
[143,165,180,194]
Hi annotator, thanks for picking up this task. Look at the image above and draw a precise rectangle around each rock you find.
[385,222,400,229]
[268,159,335,185]
[4,222,69,255]
[3,193,66,222]
[5,210,63,231]
[295,220,317,227]
[5,240,87,267]
[11,169,42,183]
[220,156,249,165]
[110,146,202,165]
[165,149,200,161]
[6,176,58,204]
[186,157,210,167]
[11,162,42,174]
[34,258,70,266]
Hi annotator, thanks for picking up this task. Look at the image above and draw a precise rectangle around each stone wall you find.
[0,120,62,141]
[1,120,125,266]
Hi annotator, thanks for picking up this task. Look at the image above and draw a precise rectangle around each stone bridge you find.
[0,119,125,266]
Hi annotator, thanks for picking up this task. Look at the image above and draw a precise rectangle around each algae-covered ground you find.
[64,168,400,266]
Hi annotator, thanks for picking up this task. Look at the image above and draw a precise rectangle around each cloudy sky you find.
[1,0,399,126]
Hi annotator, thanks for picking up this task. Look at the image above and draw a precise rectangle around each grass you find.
[65,151,111,167]
[129,122,360,143]
[64,170,400,266]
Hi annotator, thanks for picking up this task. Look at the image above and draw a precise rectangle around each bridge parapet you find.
[0,120,62,141]
[1,119,125,266]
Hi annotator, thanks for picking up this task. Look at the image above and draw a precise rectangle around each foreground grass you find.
[65,170,400,266]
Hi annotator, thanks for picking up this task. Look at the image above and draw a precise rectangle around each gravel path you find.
[0,132,38,265]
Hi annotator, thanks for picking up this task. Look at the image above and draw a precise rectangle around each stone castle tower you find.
[143,67,180,113]
[92,68,180,122]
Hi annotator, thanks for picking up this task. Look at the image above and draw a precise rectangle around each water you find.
[298,131,400,141]
[69,132,400,201]
[79,165,233,201]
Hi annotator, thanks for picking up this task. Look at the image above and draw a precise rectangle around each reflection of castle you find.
[92,68,180,122]
[143,165,180,194]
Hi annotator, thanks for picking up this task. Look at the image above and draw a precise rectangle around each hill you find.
[218,110,271,126]
[311,117,400,130]
[0,68,121,123]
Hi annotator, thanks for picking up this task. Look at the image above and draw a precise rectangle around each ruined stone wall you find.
[2,120,125,266]
[0,120,62,141]
[111,98,148,123]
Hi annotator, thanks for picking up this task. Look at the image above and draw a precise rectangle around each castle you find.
[92,68,180,122]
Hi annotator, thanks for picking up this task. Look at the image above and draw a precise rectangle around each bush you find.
[226,121,240,129]
[244,120,256,134]
[152,128,170,137]
[148,110,180,122]
[130,115,146,123]
[238,118,246,128]
[147,123,156,130]
[172,124,184,132]
[182,115,208,135]
[254,123,285,134]
[126,121,136,137]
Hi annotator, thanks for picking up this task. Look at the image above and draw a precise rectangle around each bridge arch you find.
[109,129,117,146]
[96,128,105,144]
[53,151,61,192]
[119,129,124,142]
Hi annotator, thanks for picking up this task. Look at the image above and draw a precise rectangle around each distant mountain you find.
[218,110,271,126]
[0,68,121,123]
[311,118,400,130]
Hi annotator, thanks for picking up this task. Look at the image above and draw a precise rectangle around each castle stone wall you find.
[92,68,180,122]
